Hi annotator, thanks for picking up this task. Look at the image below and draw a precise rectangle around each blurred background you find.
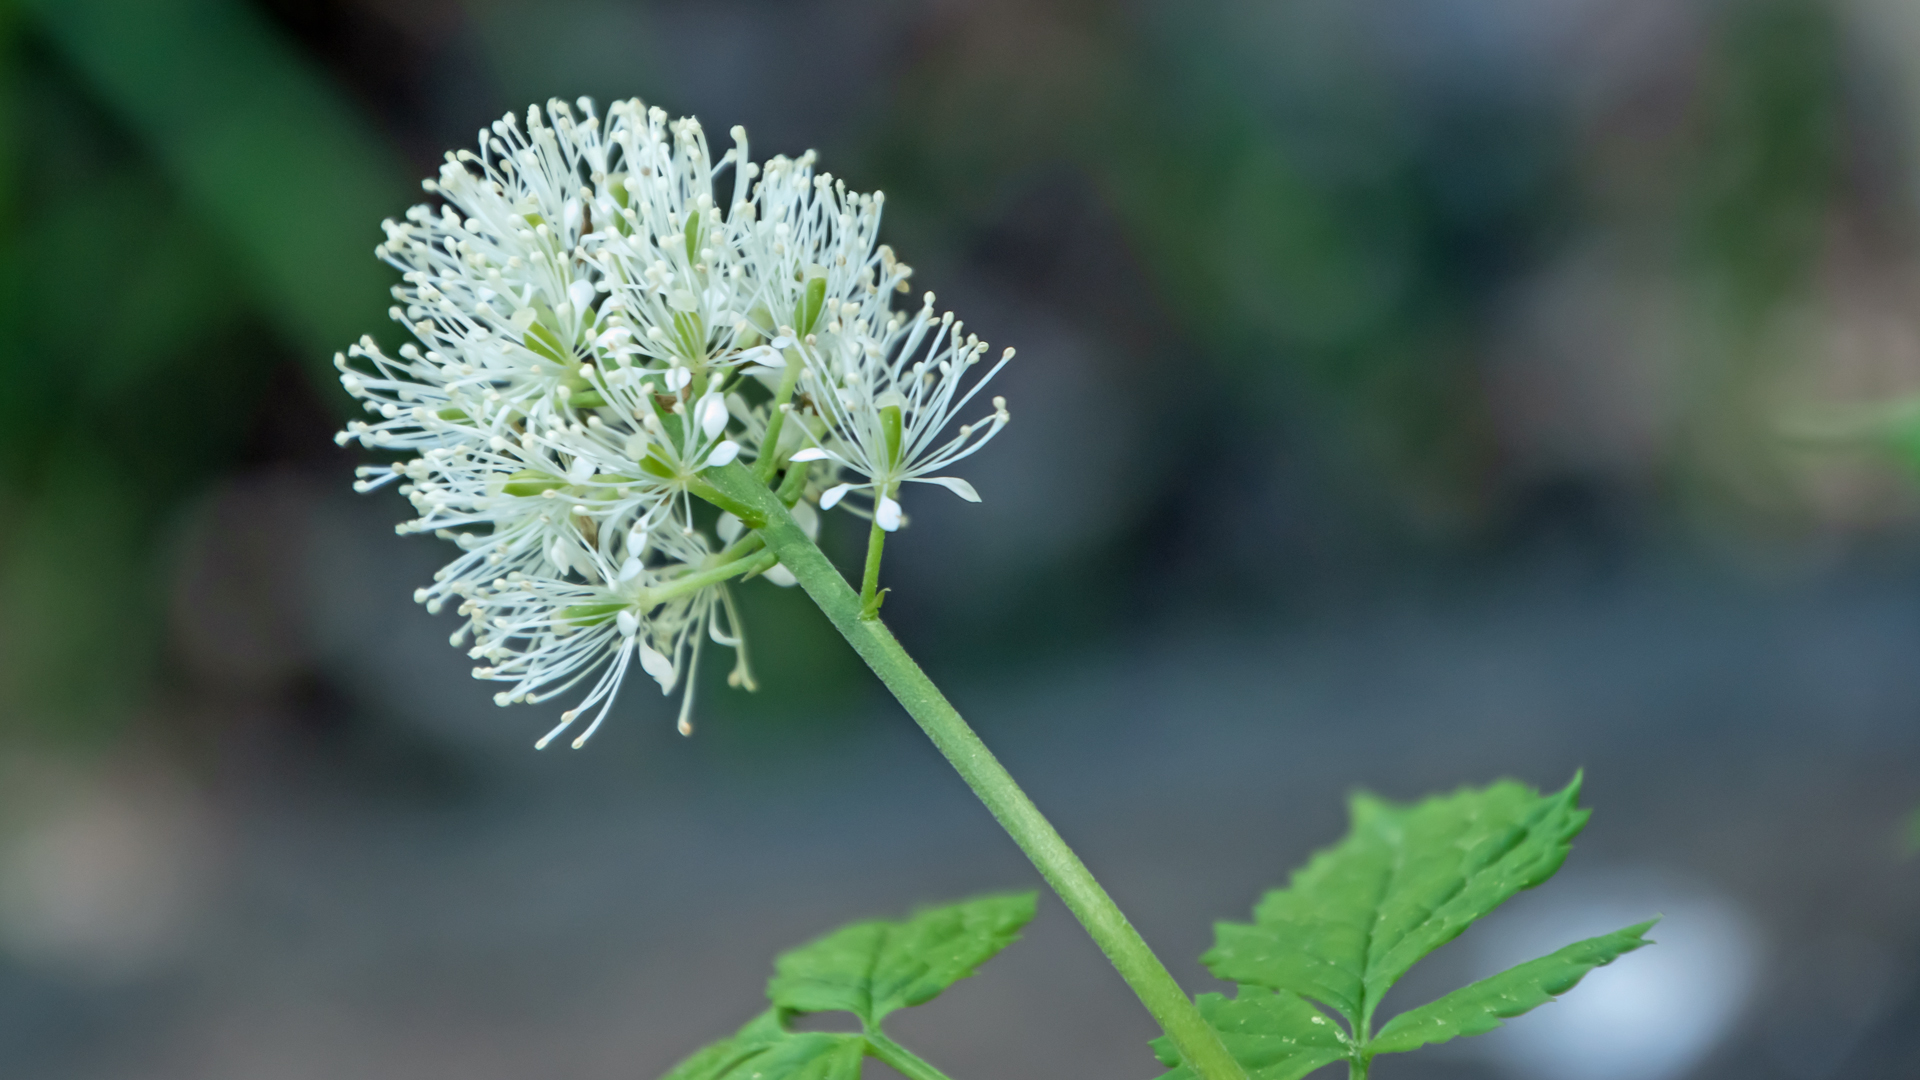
[2,0,1919,1076]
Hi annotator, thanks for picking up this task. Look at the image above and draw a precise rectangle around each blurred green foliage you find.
[863,1,1533,531]
[1682,0,1845,521]
[1105,3,1495,528]
[1691,0,1842,312]
[0,0,1883,749]
[2,0,406,739]
[30,0,407,357]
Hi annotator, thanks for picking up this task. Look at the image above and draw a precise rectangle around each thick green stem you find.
[865,1033,954,1080]
[701,461,1246,1080]
[1348,1055,1370,1080]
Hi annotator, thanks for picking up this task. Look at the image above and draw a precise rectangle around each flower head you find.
[335,97,1013,745]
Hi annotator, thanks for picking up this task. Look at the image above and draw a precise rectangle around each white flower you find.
[458,525,756,746]
[732,151,911,344]
[333,96,1014,745]
[793,296,1013,530]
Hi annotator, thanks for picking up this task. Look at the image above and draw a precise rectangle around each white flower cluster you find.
[334,98,1013,747]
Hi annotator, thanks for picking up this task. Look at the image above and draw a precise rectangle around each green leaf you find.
[716,1034,862,1080]
[1370,920,1656,1054]
[660,1010,863,1080]
[768,892,1036,1026]
[1151,990,1351,1080]
[664,892,1030,1080]
[1205,774,1590,1032]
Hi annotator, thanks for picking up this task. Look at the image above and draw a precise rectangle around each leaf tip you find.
[1348,788,1390,824]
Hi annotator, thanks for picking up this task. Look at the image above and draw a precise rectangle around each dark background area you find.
[2,0,1918,1077]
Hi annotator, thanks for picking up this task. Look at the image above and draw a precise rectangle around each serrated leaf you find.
[661,1010,785,1080]
[768,892,1036,1026]
[1369,920,1656,1054]
[1206,775,1589,1032]
[725,1034,864,1080]
[659,1010,863,1080]
[1150,990,1352,1080]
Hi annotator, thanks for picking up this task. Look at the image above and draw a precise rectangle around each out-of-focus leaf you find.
[1689,0,1841,310]
[1205,775,1589,1032]
[0,448,151,731]
[1150,990,1350,1080]
[13,170,240,402]
[0,32,270,734]
[1369,921,1656,1053]
[23,0,408,364]
[1094,4,1499,527]
[1,0,407,734]
[0,3,18,216]
[768,892,1036,1026]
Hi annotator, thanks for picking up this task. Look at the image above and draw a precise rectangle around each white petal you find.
[788,447,830,462]
[639,642,676,691]
[702,441,740,468]
[616,610,639,637]
[698,393,729,438]
[626,526,648,556]
[619,556,643,581]
[762,563,798,587]
[568,457,595,482]
[717,512,743,543]
[876,496,902,531]
[819,483,855,510]
[664,367,691,392]
[568,279,596,314]
[916,476,980,502]
[770,336,795,349]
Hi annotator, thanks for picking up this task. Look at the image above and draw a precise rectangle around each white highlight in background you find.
[1473,869,1761,1080]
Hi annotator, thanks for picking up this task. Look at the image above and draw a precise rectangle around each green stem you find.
[753,350,807,483]
[776,454,812,505]
[1348,1055,1370,1080]
[858,516,887,616]
[644,548,776,606]
[684,475,761,524]
[700,461,1247,1080]
[718,532,767,562]
[865,1033,955,1080]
